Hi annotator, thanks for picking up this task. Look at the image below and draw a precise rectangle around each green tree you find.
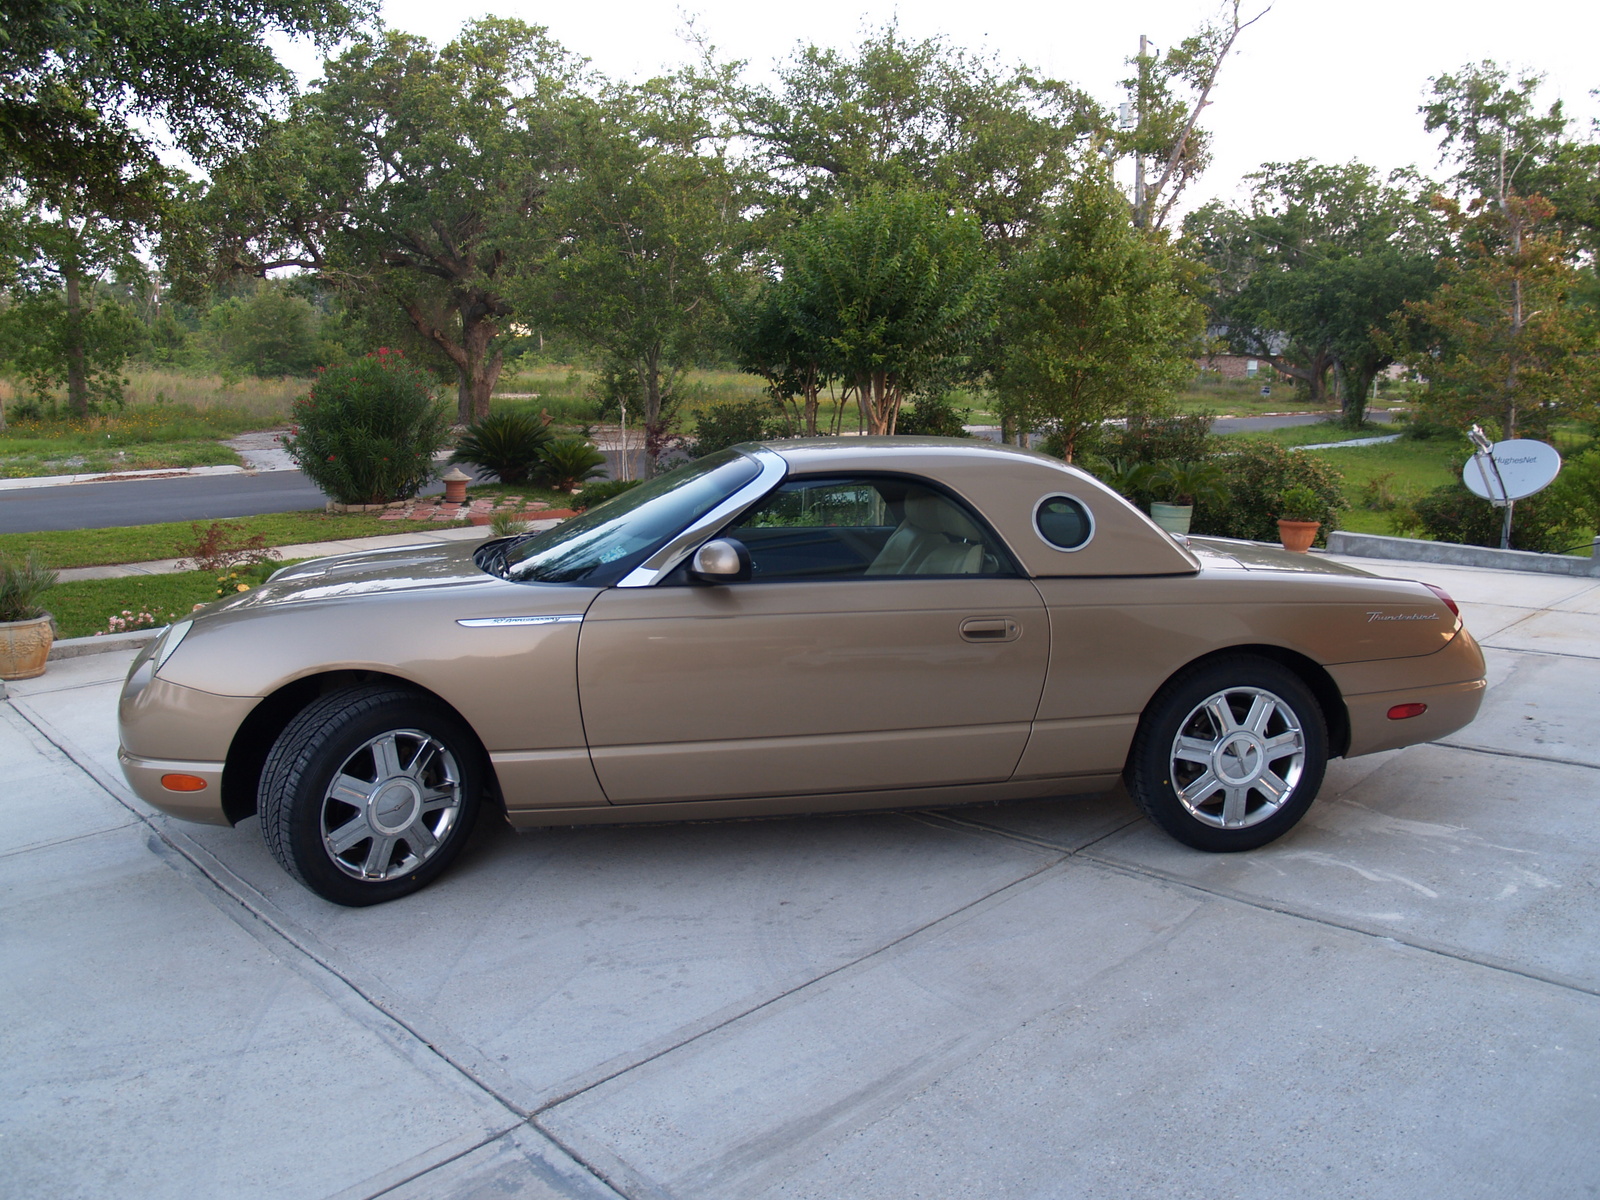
[1,0,372,202]
[995,173,1204,462]
[206,283,323,377]
[1185,159,1441,422]
[1396,194,1598,438]
[1422,61,1598,250]
[184,19,586,423]
[1115,1,1269,231]
[1395,63,1600,436]
[765,188,996,436]
[2,0,370,416]
[738,22,1099,252]
[536,73,745,472]
[0,177,161,413]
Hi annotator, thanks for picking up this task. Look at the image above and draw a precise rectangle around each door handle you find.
[960,618,1020,643]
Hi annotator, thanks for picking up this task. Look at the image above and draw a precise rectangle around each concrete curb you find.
[1328,530,1600,577]
[0,464,249,491]
[48,627,162,661]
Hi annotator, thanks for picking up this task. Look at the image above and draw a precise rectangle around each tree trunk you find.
[641,347,667,479]
[802,362,820,435]
[63,268,90,417]
[1265,349,1329,404]
[403,296,504,425]
[1342,368,1374,428]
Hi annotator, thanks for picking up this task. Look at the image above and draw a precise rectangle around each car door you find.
[577,475,1049,804]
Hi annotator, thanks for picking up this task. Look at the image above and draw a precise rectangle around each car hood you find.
[211,539,495,613]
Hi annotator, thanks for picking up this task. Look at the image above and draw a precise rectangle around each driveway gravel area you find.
[3,553,1598,1199]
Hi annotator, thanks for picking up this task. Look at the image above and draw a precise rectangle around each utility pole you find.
[1134,34,1147,228]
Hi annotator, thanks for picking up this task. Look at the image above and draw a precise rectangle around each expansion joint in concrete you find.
[1079,851,1600,1004]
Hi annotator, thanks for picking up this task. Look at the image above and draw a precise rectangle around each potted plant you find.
[0,553,60,680]
[1145,459,1228,536]
[1275,484,1324,552]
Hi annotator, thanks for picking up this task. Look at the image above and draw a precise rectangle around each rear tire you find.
[1125,656,1327,852]
[259,685,482,905]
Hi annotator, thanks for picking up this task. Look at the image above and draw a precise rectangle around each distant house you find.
[1198,352,1268,381]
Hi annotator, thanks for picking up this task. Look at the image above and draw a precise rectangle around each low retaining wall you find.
[1327,531,1600,578]
[47,627,163,661]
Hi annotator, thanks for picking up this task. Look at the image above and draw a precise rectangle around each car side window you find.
[724,476,1016,581]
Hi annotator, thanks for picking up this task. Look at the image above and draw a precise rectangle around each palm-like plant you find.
[0,553,58,623]
[449,410,554,485]
[535,437,607,492]
[1146,459,1229,508]
[1085,457,1155,501]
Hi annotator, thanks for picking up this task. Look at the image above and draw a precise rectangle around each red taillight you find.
[1387,703,1428,720]
[1423,583,1460,618]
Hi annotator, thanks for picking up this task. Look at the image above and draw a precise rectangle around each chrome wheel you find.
[1168,686,1306,830]
[320,728,463,882]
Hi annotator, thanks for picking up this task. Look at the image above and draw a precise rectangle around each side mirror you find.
[690,538,752,583]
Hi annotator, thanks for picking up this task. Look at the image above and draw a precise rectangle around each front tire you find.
[259,685,483,905]
[1126,656,1327,852]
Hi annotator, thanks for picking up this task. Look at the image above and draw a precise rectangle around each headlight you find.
[152,619,193,677]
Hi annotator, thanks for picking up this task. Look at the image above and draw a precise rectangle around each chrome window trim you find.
[616,447,788,587]
[456,615,584,628]
[1032,493,1096,552]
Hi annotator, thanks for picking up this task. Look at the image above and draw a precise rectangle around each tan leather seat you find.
[866,492,986,576]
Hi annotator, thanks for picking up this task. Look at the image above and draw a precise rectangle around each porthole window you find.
[1034,494,1094,551]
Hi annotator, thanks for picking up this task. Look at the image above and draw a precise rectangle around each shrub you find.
[535,436,607,492]
[0,553,58,622]
[895,394,972,437]
[1099,410,1217,465]
[575,478,643,510]
[1276,484,1324,522]
[174,520,280,572]
[1146,459,1228,508]
[486,511,531,539]
[1392,483,1581,553]
[688,399,786,458]
[449,409,554,484]
[1191,438,1346,544]
[282,349,452,504]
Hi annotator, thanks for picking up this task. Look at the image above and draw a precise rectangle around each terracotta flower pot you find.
[1277,519,1320,553]
[0,612,54,680]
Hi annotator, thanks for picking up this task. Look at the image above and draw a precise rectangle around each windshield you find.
[503,449,762,585]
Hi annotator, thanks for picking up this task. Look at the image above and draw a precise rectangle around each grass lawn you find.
[1304,436,1466,497]
[50,569,238,639]
[1,511,415,570]
[1243,421,1405,448]
[0,434,243,478]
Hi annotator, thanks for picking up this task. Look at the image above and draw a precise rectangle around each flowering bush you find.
[94,609,178,636]
[282,349,452,504]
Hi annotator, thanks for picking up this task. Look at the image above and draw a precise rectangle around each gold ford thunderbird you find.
[118,438,1486,905]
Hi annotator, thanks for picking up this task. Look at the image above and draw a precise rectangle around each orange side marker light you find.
[160,774,208,792]
[1387,703,1428,721]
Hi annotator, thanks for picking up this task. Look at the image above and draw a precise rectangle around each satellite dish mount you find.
[1463,425,1563,550]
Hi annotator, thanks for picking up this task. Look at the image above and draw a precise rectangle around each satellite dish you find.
[1463,439,1561,503]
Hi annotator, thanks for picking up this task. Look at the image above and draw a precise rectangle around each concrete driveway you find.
[4,554,1598,1199]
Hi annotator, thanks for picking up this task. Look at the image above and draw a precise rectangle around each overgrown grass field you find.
[0,369,306,477]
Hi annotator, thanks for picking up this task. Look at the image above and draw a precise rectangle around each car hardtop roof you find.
[741,437,1200,578]
[756,435,1092,479]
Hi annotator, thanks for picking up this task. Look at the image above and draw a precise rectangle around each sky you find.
[273,0,1600,213]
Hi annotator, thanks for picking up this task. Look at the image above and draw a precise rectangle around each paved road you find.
[5,554,1597,1198]
[0,448,648,534]
[0,418,1374,535]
